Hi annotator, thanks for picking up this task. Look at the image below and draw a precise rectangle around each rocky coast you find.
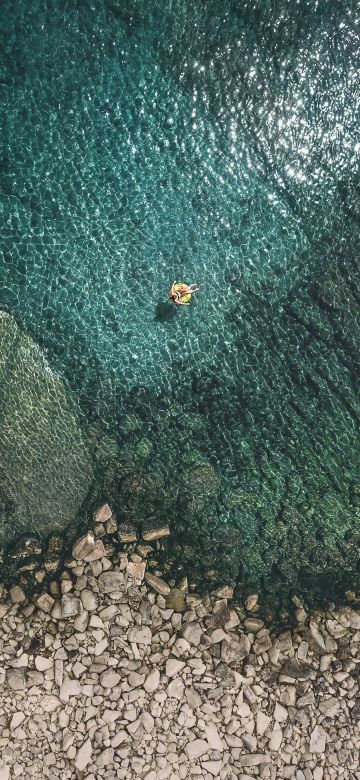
[0,505,359,780]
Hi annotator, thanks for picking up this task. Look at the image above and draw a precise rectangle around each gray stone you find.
[128,626,152,645]
[239,755,270,767]
[0,312,93,545]
[36,593,55,613]
[318,698,340,717]
[221,634,250,663]
[98,570,125,593]
[7,670,25,691]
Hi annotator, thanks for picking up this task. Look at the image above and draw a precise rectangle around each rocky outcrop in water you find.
[0,312,93,546]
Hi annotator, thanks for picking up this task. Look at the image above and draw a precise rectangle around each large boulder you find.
[0,312,93,546]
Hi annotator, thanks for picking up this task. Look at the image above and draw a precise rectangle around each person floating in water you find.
[169,281,199,305]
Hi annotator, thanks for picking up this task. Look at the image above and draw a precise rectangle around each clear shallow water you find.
[1,0,360,612]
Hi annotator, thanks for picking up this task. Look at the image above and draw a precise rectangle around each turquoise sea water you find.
[1,0,360,612]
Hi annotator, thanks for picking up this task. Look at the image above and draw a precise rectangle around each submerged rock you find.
[0,312,93,547]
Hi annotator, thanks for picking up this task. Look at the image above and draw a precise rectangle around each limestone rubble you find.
[0,517,359,779]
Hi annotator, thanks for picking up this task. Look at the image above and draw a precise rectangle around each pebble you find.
[145,573,171,595]
[0,525,358,780]
[94,503,112,522]
[81,589,98,611]
[185,739,209,760]
[35,655,53,671]
[72,531,95,560]
[75,738,92,771]
[9,585,26,604]
[61,594,82,618]
[36,592,55,613]
[128,626,152,645]
[84,539,106,562]
[10,713,25,730]
[98,570,125,593]
[165,659,185,678]
[309,725,327,753]
[205,724,224,751]
[100,669,121,688]
[144,669,160,693]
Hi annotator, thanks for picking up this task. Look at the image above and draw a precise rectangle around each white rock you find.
[142,712,155,733]
[205,724,224,751]
[166,659,185,678]
[269,727,282,751]
[201,761,222,777]
[185,739,209,760]
[144,669,160,693]
[94,639,108,656]
[35,656,53,672]
[128,626,152,645]
[96,747,114,768]
[110,730,128,748]
[100,709,119,725]
[167,677,185,699]
[100,669,121,688]
[74,611,89,632]
[129,671,145,688]
[75,738,92,771]
[309,725,326,753]
[274,702,288,723]
[81,589,98,611]
[60,677,81,702]
[0,766,10,780]
[256,711,271,736]
[42,695,61,713]
[10,713,25,730]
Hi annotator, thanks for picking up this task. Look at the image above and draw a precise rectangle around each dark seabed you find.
[0,0,360,613]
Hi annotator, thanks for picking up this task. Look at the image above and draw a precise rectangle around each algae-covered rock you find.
[0,312,93,546]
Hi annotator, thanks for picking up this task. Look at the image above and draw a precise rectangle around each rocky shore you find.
[0,505,359,780]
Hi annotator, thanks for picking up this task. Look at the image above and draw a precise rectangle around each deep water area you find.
[0,0,360,613]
